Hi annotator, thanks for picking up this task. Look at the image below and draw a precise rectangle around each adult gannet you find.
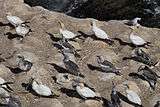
[91,20,114,45]
[129,28,151,47]
[58,21,77,39]
[124,84,142,105]
[126,17,141,27]
[6,12,26,27]
[74,81,100,100]
[15,24,31,40]
[27,78,56,97]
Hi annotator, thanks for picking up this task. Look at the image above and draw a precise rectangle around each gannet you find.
[75,81,99,99]
[58,21,77,39]
[91,20,114,45]
[132,48,157,66]
[16,55,32,72]
[0,77,14,103]
[15,24,31,40]
[111,82,121,107]
[6,12,25,27]
[56,73,72,85]
[124,84,142,105]
[126,17,141,27]
[0,77,13,92]
[96,56,121,75]
[137,65,160,90]
[55,37,80,57]
[28,78,55,97]
[62,51,84,77]
[7,95,22,107]
[129,28,151,47]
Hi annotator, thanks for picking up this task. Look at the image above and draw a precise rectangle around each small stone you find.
[98,72,116,81]
[0,64,11,77]
[32,99,63,107]
[84,100,103,107]
[149,94,160,107]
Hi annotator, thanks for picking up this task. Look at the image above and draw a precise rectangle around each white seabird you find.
[129,28,150,46]
[91,20,114,45]
[75,82,99,99]
[30,78,53,97]
[124,84,142,105]
[15,24,30,39]
[58,21,77,39]
[6,12,25,27]
[127,17,141,27]
[91,20,110,40]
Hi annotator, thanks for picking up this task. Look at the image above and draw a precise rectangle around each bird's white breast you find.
[126,89,141,105]
[76,86,96,98]
[130,33,146,45]
[92,26,109,39]
[32,81,52,96]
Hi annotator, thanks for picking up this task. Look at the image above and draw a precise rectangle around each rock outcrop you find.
[0,0,160,107]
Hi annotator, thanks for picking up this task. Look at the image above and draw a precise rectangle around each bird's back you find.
[92,26,109,39]
[130,34,146,45]
[76,86,96,98]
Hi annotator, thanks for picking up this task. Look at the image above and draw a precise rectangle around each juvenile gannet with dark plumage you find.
[16,55,32,72]
[111,82,121,107]
[58,21,77,39]
[55,37,80,57]
[137,65,160,90]
[96,56,121,75]
[91,20,114,45]
[62,52,84,77]
[131,48,157,66]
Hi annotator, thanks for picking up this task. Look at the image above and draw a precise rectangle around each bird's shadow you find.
[101,97,114,107]
[78,31,114,45]
[113,38,135,47]
[6,66,23,74]
[5,32,22,40]
[48,63,85,78]
[46,32,61,42]
[117,92,143,107]
[123,56,151,66]
[47,63,69,73]
[60,88,81,98]
[0,22,14,27]
[87,64,120,75]
[129,72,155,90]
[129,72,146,80]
